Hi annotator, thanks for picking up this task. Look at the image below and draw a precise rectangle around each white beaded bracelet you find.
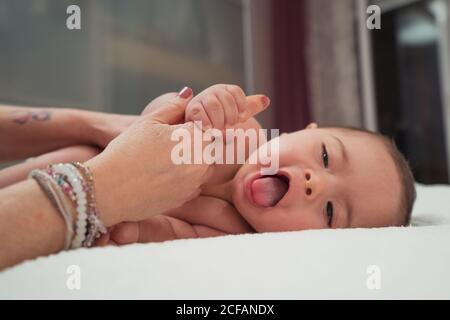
[51,163,88,249]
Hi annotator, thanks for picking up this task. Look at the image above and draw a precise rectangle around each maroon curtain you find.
[272,0,310,132]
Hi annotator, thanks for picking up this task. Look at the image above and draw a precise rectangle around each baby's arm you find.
[101,215,227,245]
[101,196,250,246]
[185,85,268,184]
[0,145,100,188]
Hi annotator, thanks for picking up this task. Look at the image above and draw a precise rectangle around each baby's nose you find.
[304,169,322,198]
[305,171,312,195]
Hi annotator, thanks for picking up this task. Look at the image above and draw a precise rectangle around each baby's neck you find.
[201,180,234,203]
[200,163,243,204]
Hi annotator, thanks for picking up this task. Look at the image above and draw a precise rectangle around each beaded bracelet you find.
[30,162,106,250]
[29,169,75,249]
[71,162,106,247]
[47,168,77,203]
[51,163,89,249]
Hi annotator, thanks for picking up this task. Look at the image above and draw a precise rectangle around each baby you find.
[1,84,417,246]
[102,84,417,245]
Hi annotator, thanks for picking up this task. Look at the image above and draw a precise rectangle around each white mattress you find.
[0,183,449,299]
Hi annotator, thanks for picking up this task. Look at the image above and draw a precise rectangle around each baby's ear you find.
[306,122,318,130]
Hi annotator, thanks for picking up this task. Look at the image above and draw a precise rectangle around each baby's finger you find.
[203,95,225,130]
[109,222,140,245]
[240,95,270,122]
[225,85,246,117]
[185,101,212,130]
[216,90,238,126]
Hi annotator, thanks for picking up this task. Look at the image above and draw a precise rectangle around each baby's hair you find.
[328,126,416,226]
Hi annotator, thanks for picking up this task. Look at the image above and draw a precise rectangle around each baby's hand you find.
[185,84,270,130]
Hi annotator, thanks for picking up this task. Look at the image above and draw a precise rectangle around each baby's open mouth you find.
[250,174,290,207]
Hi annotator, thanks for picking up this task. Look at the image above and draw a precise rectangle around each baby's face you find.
[231,126,403,232]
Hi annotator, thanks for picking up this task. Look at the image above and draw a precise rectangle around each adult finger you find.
[147,87,194,125]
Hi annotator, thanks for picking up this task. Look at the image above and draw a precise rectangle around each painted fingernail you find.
[178,86,193,99]
[261,96,270,109]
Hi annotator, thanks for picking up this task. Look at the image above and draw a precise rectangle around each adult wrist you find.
[83,155,123,227]
[70,108,106,148]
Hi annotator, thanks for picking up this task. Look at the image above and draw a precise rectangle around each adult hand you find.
[85,88,212,226]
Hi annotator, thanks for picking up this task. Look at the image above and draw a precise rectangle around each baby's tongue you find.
[251,176,288,207]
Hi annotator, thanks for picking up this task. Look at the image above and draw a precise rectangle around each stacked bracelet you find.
[71,162,106,247]
[29,162,106,249]
[29,170,75,250]
[50,163,89,249]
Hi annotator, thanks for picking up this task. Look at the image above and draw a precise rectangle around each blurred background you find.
[0,0,449,184]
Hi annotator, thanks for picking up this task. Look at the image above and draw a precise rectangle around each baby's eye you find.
[326,201,333,227]
[322,144,329,168]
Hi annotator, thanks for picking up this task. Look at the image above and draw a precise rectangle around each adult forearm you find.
[0,180,67,270]
[0,105,93,161]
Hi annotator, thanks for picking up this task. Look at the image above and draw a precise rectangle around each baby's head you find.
[232,124,416,232]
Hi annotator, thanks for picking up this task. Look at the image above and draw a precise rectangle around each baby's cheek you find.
[257,207,323,232]
[277,133,318,169]
[264,209,302,232]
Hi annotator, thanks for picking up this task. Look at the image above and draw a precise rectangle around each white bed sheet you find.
[0,183,449,299]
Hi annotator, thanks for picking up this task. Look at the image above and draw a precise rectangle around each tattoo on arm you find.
[11,110,52,125]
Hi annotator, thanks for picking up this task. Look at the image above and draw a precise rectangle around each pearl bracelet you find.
[51,163,89,249]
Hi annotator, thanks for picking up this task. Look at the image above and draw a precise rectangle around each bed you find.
[0,183,449,299]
